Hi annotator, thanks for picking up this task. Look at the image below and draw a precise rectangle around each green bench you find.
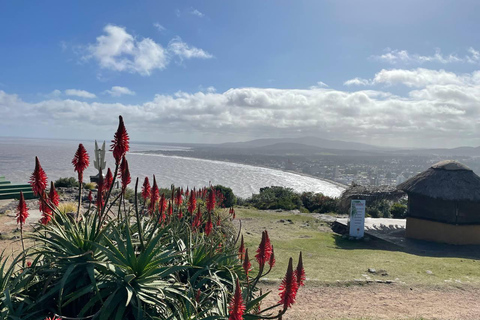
[0,177,37,200]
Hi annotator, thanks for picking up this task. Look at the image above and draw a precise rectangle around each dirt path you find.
[261,283,480,320]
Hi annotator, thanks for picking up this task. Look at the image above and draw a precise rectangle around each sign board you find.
[349,200,366,238]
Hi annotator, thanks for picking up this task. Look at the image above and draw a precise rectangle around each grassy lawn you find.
[235,207,480,286]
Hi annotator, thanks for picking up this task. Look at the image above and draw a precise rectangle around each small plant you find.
[54,177,79,188]
[83,182,96,190]
[0,115,305,320]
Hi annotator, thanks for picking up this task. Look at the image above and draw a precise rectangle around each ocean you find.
[0,137,345,198]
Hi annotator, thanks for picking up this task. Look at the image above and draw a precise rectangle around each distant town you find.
[137,137,480,188]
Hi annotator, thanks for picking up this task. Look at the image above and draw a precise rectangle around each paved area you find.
[336,217,407,245]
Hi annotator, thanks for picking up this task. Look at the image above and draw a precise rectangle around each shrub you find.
[56,201,77,214]
[213,184,236,207]
[248,186,303,210]
[83,182,96,190]
[390,202,407,219]
[300,192,338,213]
[366,199,391,218]
[54,177,79,188]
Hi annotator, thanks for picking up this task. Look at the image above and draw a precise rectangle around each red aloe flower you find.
[269,245,276,269]
[206,187,216,213]
[44,317,62,320]
[30,157,48,196]
[105,168,114,191]
[111,115,129,164]
[192,206,202,230]
[27,261,32,267]
[141,177,151,202]
[228,279,246,320]
[16,191,29,225]
[159,194,167,214]
[187,191,196,214]
[255,230,273,270]
[48,181,60,207]
[178,208,183,219]
[185,187,189,198]
[238,235,245,260]
[243,248,251,276]
[72,143,90,184]
[295,252,306,287]
[88,190,93,203]
[175,188,183,206]
[167,201,173,216]
[279,257,298,310]
[205,212,213,236]
[149,176,160,215]
[119,156,131,190]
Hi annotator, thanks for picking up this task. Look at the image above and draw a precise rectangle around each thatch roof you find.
[397,160,480,201]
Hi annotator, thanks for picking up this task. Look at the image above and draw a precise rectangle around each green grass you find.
[236,207,480,286]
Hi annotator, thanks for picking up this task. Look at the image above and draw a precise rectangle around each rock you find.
[286,219,293,224]
[385,280,393,284]
[368,268,376,274]
[278,219,285,223]
[426,270,433,275]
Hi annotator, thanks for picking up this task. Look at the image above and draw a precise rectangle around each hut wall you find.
[406,217,480,245]
[457,201,480,224]
[407,193,456,224]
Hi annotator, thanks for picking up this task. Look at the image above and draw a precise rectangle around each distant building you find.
[398,160,480,245]
[396,174,406,185]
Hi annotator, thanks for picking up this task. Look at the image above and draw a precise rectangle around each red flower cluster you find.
[149,176,159,215]
[72,143,89,184]
[205,212,213,236]
[175,188,183,207]
[119,156,131,190]
[141,177,151,202]
[111,115,129,164]
[228,279,245,320]
[279,257,298,310]
[255,230,273,270]
[16,191,29,225]
[187,191,196,214]
[30,157,48,196]
[48,181,60,207]
[105,168,114,191]
[206,187,216,213]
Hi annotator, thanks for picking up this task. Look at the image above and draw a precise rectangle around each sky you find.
[1,0,480,148]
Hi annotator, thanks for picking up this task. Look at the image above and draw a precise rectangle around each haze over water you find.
[0,137,345,198]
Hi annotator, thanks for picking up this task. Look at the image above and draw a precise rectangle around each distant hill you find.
[218,136,385,151]
[397,146,480,156]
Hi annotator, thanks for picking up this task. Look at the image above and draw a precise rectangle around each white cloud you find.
[83,24,212,76]
[104,86,136,97]
[4,68,480,147]
[168,37,213,60]
[343,78,372,86]
[189,8,204,17]
[153,23,166,32]
[345,68,480,88]
[64,89,96,99]
[372,48,480,65]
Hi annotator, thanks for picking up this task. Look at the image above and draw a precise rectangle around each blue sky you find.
[1,1,480,147]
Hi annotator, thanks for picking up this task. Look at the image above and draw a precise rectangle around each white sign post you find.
[349,200,366,238]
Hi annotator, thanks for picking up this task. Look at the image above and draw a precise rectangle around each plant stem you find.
[76,178,83,221]
[134,178,145,250]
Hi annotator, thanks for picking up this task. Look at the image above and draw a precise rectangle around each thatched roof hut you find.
[398,160,480,202]
[398,160,480,244]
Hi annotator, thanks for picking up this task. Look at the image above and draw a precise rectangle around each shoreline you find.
[131,151,348,191]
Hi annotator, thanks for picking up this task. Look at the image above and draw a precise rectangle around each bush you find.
[57,202,77,214]
[300,192,338,213]
[366,199,391,218]
[54,177,79,188]
[390,202,407,219]
[83,182,96,190]
[213,184,236,207]
[248,186,303,210]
